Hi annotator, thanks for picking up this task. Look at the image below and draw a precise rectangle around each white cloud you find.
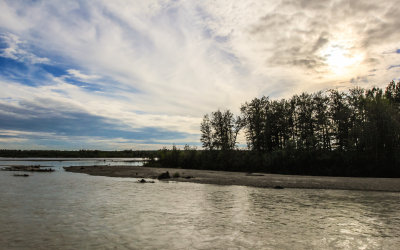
[199,0,400,92]
[0,128,198,150]
[66,69,100,81]
[0,32,50,64]
[0,78,202,135]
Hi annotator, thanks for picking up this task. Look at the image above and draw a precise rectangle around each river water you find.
[0,159,399,249]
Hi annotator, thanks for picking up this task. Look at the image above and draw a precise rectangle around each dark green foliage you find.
[200,110,243,150]
[385,80,400,104]
[149,146,399,177]
[166,81,400,177]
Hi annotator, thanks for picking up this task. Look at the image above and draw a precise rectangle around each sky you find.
[0,0,399,150]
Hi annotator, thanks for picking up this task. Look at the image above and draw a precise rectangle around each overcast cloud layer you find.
[0,0,399,149]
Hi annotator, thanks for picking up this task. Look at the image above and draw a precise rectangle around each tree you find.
[329,90,351,151]
[313,91,331,150]
[241,97,269,151]
[197,80,400,177]
[294,93,316,150]
[200,114,213,150]
[363,87,400,160]
[200,109,242,150]
[347,87,366,151]
[385,80,400,104]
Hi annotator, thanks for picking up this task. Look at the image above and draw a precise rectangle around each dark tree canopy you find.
[200,110,242,150]
[153,81,400,178]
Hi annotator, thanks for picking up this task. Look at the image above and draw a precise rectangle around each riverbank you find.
[64,165,400,192]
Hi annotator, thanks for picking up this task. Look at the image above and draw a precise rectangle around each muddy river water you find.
[0,159,399,249]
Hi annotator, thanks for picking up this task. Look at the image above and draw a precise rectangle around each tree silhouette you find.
[157,81,400,177]
[200,110,242,150]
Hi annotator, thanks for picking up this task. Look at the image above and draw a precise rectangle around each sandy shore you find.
[64,165,400,192]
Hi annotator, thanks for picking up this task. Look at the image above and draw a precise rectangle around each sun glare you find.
[321,44,363,75]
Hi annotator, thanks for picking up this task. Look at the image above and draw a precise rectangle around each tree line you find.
[0,149,158,158]
[202,81,400,154]
[153,81,400,177]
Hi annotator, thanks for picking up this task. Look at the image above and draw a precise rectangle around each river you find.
[0,159,399,249]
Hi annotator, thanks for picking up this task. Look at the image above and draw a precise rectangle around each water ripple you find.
[0,160,399,249]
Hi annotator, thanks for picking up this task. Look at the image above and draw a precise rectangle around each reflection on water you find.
[0,160,399,249]
[0,158,143,171]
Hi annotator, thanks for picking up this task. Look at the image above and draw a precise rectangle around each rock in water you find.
[157,171,170,180]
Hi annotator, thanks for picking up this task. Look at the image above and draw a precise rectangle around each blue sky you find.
[0,0,399,150]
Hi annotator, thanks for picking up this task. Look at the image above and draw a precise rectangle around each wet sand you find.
[64,165,400,192]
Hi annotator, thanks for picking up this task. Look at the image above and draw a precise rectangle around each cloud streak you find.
[0,32,49,64]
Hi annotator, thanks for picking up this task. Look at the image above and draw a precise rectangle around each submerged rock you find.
[13,174,29,177]
[157,171,170,180]
[3,165,54,172]
[137,179,155,183]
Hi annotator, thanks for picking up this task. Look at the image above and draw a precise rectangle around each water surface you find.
[0,159,399,249]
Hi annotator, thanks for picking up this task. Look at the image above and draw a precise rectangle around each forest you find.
[152,81,400,177]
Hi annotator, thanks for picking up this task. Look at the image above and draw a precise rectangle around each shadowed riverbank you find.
[64,165,400,192]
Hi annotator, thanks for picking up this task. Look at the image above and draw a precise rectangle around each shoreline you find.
[64,165,400,192]
[0,157,146,162]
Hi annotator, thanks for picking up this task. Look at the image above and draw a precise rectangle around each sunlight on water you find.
[0,160,399,249]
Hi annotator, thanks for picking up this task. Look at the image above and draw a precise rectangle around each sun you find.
[321,44,363,75]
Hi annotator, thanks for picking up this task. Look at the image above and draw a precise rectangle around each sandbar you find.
[64,165,400,192]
